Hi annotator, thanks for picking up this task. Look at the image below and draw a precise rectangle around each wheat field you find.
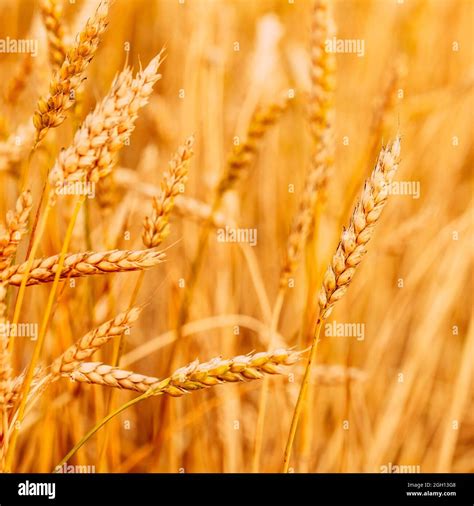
[0,0,472,474]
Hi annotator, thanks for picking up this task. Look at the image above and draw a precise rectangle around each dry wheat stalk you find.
[49,52,163,186]
[318,136,401,319]
[142,137,194,248]
[4,55,33,105]
[217,96,289,195]
[174,195,227,229]
[0,285,11,410]
[0,191,33,271]
[40,0,68,69]
[65,349,301,396]
[51,307,142,376]
[1,249,166,287]
[33,0,109,142]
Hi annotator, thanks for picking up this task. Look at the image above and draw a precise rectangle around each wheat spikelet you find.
[51,307,142,376]
[65,349,301,396]
[217,96,289,195]
[142,136,194,248]
[1,249,166,286]
[49,52,163,186]
[4,55,33,105]
[33,0,110,143]
[318,137,401,319]
[0,191,33,271]
[40,0,68,69]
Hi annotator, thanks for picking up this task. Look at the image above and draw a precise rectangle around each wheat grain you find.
[319,136,401,319]
[2,249,166,286]
[49,52,163,186]
[40,0,68,69]
[142,137,194,248]
[65,349,301,396]
[33,0,110,143]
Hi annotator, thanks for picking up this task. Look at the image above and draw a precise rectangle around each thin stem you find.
[252,288,285,472]
[5,194,86,472]
[55,389,158,471]
[282,318,323,473]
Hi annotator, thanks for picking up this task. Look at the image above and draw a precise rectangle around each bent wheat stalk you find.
[282,135,401,472]
[55,349,301,470]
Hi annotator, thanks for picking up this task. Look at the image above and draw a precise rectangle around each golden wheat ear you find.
[33,0,110,143]
[63,349,302,396]
[142,136,195,248]
[319,136,401,319]
[1,249,166,287]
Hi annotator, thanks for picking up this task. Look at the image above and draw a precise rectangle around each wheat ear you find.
[0,191,33,271]
[318,137,401,319]
[142,136,194,248]
[217,96,289,195]
[283,136,401,472]
[33,0,109,143]
[2,249,165,286]
[40,0,68,69]
[50,307,142,377]
[50,52,163,187]
[64,349,301,395]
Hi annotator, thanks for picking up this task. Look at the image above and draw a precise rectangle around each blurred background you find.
[0,0,472,473]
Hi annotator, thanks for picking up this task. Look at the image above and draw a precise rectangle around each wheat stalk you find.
[49,52,163,187]
[174,195,228,229]
[33,0,110,143]
[40,0,68,69]
[64,348,301,395]
[283,136,401,472]
[142,136,194,248]
[2,249,165,287]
